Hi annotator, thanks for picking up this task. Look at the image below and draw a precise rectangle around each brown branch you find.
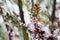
[51,0,56,23]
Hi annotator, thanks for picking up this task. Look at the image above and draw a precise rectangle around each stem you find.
[18,0,29,40]
[31,0,34,13]
[51,0,56,23]
[18,0,25,23]
[31,0,34,7]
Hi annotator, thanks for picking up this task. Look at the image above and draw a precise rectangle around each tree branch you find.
[51,0,56,23]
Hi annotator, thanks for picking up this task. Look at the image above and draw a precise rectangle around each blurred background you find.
[0,0,60,40]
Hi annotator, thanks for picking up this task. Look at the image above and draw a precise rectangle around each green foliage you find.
[5,13,20,27]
